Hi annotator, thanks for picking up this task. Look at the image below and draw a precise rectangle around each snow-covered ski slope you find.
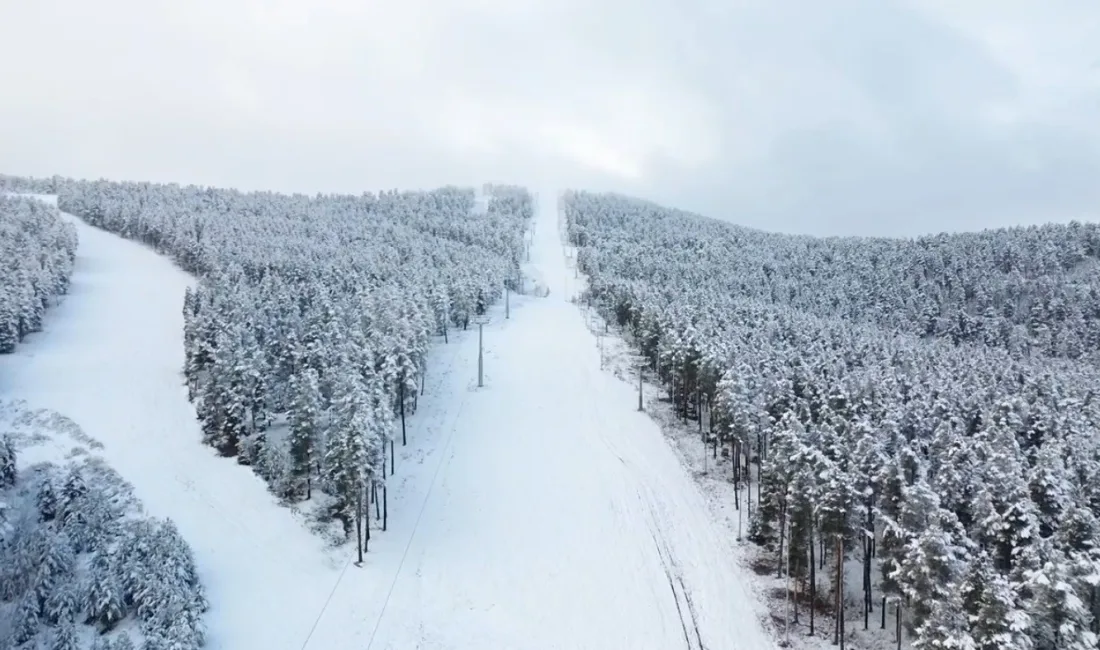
[1,192,774,650]
[307,190,777,650]
[0,195,346,650]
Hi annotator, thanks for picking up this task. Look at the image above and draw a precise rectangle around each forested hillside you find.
[0,411,206,650]
[47,177,533,542]
[565,191,1100,650]
[568,192,1100,360]
[0,195,77,354]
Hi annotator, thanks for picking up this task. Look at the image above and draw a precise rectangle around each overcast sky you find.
[1,0,1098,236]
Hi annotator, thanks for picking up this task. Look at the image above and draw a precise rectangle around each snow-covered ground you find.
[3,192,776,650]
[576,299,911,650]
[305,191,777,649]
[0,195,345,650]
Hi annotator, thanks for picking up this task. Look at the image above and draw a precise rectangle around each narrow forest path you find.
[306,191,777,649]
[0,197,346,650]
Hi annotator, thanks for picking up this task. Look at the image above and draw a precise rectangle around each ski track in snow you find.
[1,192,775,650]
[307,191,776,650]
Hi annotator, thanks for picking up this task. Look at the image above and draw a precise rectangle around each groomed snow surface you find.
[1,192,776,650]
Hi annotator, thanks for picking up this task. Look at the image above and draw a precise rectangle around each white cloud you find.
[1,0,1098,235]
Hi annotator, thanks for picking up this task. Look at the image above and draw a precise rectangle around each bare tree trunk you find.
[400,378,407,446]
[865,495,874,631]
[777,501,787,578]
[698,390,703,435]
[838,535,846,649]
[809,526,816,636]
[306,460,313,501]
[896,603,901,650]
[747,457,753,517]
[733,440,741,510]
[355,484,363,563]
[835,537,841,646]
[364,483,371,552]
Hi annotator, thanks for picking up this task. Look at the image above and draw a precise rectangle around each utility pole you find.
[505,281,510,319]
[476,317,489,387]
[785,498,792,647]
[637,363,644,411]
[734,440,741,537]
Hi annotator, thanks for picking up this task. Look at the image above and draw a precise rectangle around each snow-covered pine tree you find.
[894,480,970,636]
[11,590,41,646]
[86,549,126,631]
[1025,543,1100,650]
[322,365,374,535]
[0,195,77,355]
[289,367,322,500]
[963,550,1033,650]
[33,531,77,620]
[37,473,58,522]
[50,615,79,650]
[0,434,16,488]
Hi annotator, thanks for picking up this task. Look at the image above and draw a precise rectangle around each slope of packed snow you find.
[0,195,345,650]
[303,191,777,650]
